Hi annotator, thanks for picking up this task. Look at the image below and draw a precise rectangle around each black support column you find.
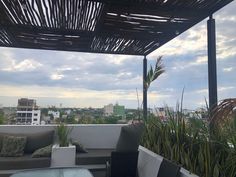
[143,56,147,120]
[207,15,218,111]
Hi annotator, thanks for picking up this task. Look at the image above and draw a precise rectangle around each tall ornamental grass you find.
[141,99,236,177]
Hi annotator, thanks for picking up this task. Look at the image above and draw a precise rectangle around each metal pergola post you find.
[207,15,218,111]
[143,56,147,120]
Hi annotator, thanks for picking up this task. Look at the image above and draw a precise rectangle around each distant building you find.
[104,103,125,118]
[183,108,206,119]
[16,98,41,125]
[104,104,114,116]
[42,115,51,124]
[61,114,68,119]
[48,110,60,119]
[113,103,125,118]
[154,107,174,121]
[65,109,72,115]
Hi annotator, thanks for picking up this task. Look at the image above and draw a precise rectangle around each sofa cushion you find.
[24,131,54,153]
[116,123,144,152]
[0,135,26,157]
[72,141,88,153]
[0,154,51,170]
[32,145,52,158]
[0,131,54,153]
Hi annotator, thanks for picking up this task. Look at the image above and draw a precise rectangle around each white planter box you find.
[51,144,76,167]
[138,146,198,177]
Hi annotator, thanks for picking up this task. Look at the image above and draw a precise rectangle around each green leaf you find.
[213,164,219,177]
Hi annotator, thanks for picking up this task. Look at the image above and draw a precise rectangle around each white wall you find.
[138,146,199,177]
[32,110,41,125]
[0,124,124,149]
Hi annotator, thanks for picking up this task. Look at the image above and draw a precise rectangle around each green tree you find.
[65,115,77,124]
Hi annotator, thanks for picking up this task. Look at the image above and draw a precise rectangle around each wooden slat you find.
[0,0,234,55]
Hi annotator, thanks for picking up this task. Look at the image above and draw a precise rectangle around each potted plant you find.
[51,123,76,167]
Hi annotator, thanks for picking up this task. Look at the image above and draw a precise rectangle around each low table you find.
[10,168,94,177]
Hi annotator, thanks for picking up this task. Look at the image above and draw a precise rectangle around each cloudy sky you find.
[0,2,236,109]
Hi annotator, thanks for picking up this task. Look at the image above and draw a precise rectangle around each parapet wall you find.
[0,124,124,149]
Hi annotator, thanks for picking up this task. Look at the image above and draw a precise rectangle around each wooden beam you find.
[0,43,144,56]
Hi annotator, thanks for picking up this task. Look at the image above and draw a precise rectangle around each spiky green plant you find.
[56,123,72,147]
[141,98,236,177]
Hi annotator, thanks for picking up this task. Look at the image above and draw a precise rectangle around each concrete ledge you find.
[0,124,125,149]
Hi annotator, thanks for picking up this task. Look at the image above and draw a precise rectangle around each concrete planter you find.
[138,146,199,177]
[51,144,76,167]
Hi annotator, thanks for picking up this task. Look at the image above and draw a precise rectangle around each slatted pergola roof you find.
[0,0,234,56]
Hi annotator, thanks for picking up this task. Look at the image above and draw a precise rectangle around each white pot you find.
[51,144,76,167]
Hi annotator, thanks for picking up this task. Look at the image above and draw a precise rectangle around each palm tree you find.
[145,56,165,90]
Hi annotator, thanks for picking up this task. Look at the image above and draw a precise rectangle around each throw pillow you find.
[72,141,88,153]
[0,135,26,157]
[116,122,144,152]
[31,145,52,158]
[24,130,54,153]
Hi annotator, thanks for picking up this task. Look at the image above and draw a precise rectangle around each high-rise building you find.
[104,104,113,116]
[16,98,41,125]
[113,103,125,118]
[104,103,126,118]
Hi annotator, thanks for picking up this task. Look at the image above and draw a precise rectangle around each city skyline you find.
[0,1,236,109]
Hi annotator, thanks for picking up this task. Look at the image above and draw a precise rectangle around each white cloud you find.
[216,14,236,23]
[195,89,208,94]
[218,86,235,92]
[106,55,135,65]
[223,67,233,72]
[150,25,207,57]
[2,58,42,72]
[216,34,236,60]
[170,55,207,71]
[195,86,235,94]
[50,73,64,80]
[191,56,207,65]
[57,66,73,71]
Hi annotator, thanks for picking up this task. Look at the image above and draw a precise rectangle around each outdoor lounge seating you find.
[0,128,115,177]
[106,151,139,177]
[0,124,202,177]
[0,123,144,177]
[0,149,113,177]
[106,123,144,177]
[157,158,180,177]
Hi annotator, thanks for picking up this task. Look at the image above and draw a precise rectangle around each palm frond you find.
[145,56,165,90]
